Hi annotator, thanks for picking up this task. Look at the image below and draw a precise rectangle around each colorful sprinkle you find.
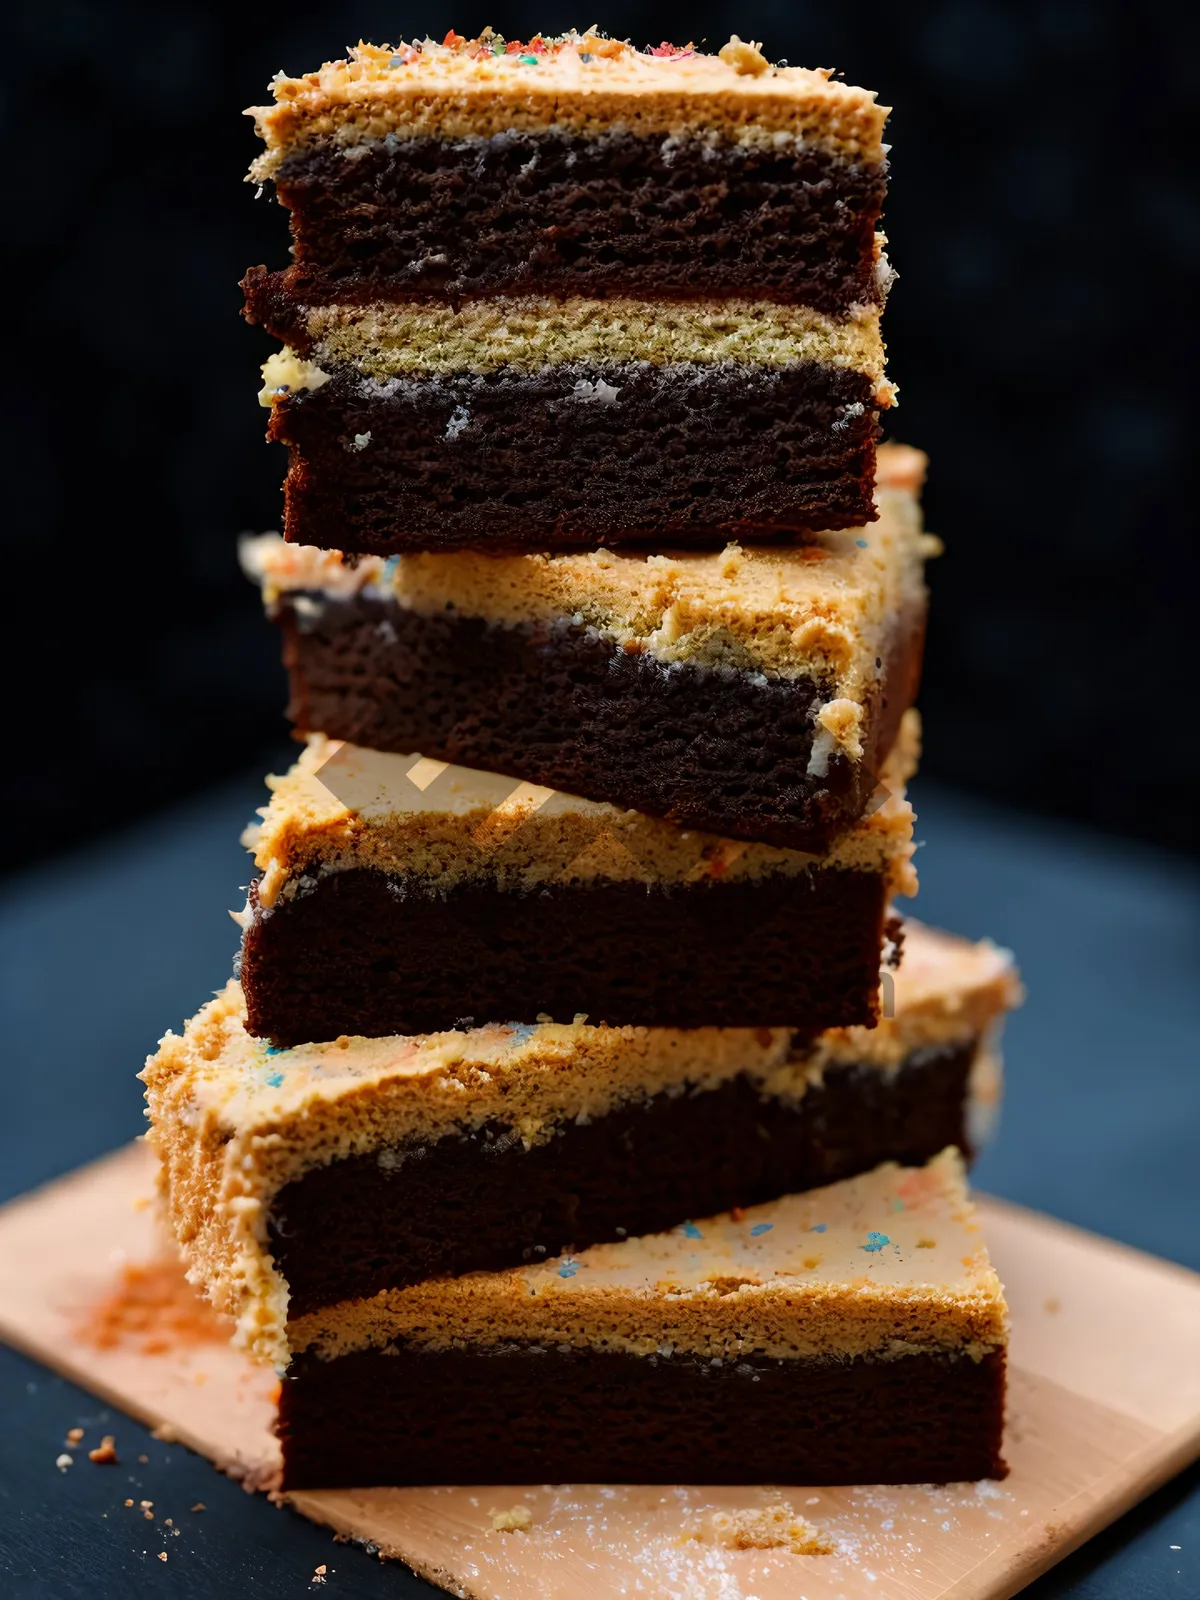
[558,1259,579,1279]
[518,54,539,65]
[749,1222,774,1237]
[856,538,868,548]
[891,1197,906,1212]
[682,1222,703,1239]
[861,1232,891,1253]
[810,1222,827,1234]
[262,1044,285,1058]
[265,1072,284,1089]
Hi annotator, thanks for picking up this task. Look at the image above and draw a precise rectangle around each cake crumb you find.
[88,1435,119,1465]
[718,34,769,75]
[125,1499,134,1508]
[311,1564,328,1585]
[191,1503,206,1512]
[158,1552,168,1562]
[686,1501,835,1555]
[138,1453,149,1463]
[65,1427,84,1446]
[1045,1296,1062,1314]
[491,1505,534,1534]
[55,1453,73,1471]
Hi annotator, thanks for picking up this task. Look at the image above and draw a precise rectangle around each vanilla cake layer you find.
[250,301,889,551]
[237,716,919,1043]
[275,1149,1008,1487]
[144,921,1018,1363]
[244,31,895,548]
[246,32,890,312]
[243,443,932,851]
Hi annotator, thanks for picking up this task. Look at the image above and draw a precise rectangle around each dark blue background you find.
[2,3,1199,1593]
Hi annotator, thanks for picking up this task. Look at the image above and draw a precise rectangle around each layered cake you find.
[243,443,932,852]
[273,1149,1007,1487]
[236,714,919,1044]
[245,31,895,551]
[144,922,1019,1347]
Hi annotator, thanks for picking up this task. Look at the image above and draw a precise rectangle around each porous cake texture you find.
[245,31,896,549]
[274,1149,1009,1487]
[143,922,1019,1362]
[236,715,920,1043]
[243,443,932,852]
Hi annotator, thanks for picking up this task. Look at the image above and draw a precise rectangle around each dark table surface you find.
[1,767,1197,1599]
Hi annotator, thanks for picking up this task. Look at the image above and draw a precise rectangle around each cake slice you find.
[244,31,895,550]
[237,714,919,1044]
[273,1149,1007,1487]
[144,922,1018,1341]
[242,443,932,853]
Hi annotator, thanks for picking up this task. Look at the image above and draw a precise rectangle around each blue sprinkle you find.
[891,1197,906,1212]
[382,555,401,582]
[810,1222,827,1234]
[861,1231,891,1253]
[263,1044,285,1058]
[749,1222,773,1237]
[265,1072,284,1088]
[856,538,868,548]
[682,1221,703,1239]
[558,1259,579,1279]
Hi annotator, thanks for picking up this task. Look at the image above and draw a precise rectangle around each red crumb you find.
[88,1435,118,1465]
[71,1260,231,1355]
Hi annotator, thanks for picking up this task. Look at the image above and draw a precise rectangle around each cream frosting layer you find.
[144,923,1017,1368]
[242,442,932,702]
[260,298,888,394]
[287,1149,1006,1365]
[242,714,920,911]
[249,34,888,182]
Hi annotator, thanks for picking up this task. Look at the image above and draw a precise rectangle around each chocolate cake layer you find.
[240,862,894,1045]
[272,1043,975,1318]
[267,592,923,854]
[279,1344,1007,1489]
[265,359,881,552]
[255,127,887,310]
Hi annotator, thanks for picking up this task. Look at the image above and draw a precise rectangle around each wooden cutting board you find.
[1,1141,1198,1600]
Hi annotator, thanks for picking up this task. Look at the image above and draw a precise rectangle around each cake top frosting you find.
[242,714,919,908]
[288,1148,1006,1364]
[248,33,888,179]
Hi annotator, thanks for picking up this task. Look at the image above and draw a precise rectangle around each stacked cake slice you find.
[146,28,1022,1499]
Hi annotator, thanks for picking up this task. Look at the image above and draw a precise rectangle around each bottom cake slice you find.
[279,1147,1007,1488]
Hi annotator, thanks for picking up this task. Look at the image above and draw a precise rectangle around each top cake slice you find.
[245,30,895,551]
[247,30,890,310]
